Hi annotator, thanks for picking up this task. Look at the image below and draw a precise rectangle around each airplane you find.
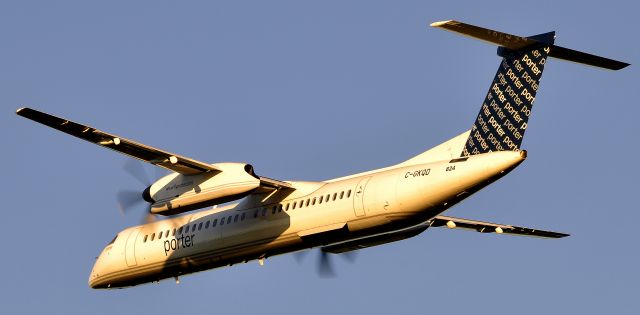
[16,20,629,289]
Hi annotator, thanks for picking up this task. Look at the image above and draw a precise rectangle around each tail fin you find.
[430,20,629,157]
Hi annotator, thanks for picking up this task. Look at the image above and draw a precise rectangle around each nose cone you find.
[88,262,103,289]
[88,246,112,289]
[142,185,154,203]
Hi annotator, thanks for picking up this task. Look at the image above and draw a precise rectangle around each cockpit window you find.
[107,235,117,246]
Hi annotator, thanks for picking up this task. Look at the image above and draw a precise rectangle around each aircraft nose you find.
[88,251,110,289]
[88,262,102,289]
[88,268,110,289]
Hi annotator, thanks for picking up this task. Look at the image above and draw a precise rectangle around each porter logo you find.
[462,45,551,156]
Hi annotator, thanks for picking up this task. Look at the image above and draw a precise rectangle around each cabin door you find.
[125,228,140,267]
[353,177,371,217]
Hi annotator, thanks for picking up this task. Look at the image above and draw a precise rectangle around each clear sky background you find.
[2,1,638,314]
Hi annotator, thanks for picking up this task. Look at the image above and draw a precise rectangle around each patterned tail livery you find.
[463,40,551,156]
[430,21,629,157]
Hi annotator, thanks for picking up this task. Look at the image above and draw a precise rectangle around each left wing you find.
[16,107,220,175]
[431,215,569,238]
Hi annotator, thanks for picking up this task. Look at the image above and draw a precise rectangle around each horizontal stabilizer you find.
[549,45,629,70]
[431,20,629,70]
[431,20,539,50]
[432,215,569,238]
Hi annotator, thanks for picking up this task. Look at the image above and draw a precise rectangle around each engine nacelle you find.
[146,162,260,215]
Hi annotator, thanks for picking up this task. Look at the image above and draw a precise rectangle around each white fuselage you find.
[89,151,525,288]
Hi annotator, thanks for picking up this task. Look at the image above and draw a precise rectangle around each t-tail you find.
[430,20,629,157]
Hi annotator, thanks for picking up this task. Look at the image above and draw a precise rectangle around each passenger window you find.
[312,197,316,205]
[234,214,239,222]
[158,231,163,239]
[292,202,297,209]
[278,204,283,212]
[272,206,277,214]
[347,190,352,198]
[172,228,176,236]
[241,213,246,220]
[150,233,155,241]
[212,219,218,227]
[143,235,148,243]
[326,194,330,202]
[227,216,232,224]
[319,196,323,204]
[220,218,225,226]
[185,226,190,233]
[205,221,210,229]
[198,222,203,231]
[285,203,290,211]
[340,191,344,199]
[178,227,183,235]
[165,230,170,237]
[332,193,337,201]
[306,199,310,206]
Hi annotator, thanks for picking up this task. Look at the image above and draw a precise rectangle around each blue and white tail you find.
[430,20,629,157]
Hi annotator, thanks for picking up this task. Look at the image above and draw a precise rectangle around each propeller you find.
[117,159,159,224]
[294,248,358,278]
[123,158,151,186]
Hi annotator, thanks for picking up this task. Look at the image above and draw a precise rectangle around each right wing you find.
[432,215,569,238]
[16,107,220,175]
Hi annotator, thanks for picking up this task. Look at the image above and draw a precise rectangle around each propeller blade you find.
[154,166,169,180]
[293,249,311,264]
[123,159,151,186]
[117,189,144,214]
[340,251,358,263]
[143,208,158,224]
[317,251,336,278]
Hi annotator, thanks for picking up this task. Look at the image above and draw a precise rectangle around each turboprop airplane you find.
[16,20,629,289]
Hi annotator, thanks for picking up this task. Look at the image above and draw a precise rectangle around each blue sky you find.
[2,1,638,314]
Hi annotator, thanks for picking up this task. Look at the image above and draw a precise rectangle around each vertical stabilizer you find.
[462,37,552,156]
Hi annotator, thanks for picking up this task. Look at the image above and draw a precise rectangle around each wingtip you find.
[430,20,453,27]
[617,62,631,70]
[16,107,28,115]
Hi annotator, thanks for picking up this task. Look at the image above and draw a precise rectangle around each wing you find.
[16,107,220,175]
[431,215,569,238]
